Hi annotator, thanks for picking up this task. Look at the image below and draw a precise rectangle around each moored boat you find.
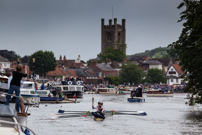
[54,81,84,98]
[20,81,40,106]
[146,89,174,97]
[119,88,132,94]
[97,88,118,94]
[37,89,64,102]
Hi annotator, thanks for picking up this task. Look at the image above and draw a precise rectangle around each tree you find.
[145,68,166,84]
[104,76,121,86]
[119,63,144,85]
[28,50,57,77]
[0,50,21,62]
[98,43,126,62]
[169,0,202,104]
[21,55,30,63]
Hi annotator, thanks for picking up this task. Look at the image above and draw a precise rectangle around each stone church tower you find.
[101,18,126,54]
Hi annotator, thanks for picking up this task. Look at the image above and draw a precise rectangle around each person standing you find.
[41,83,45,90]
[5,64,27,112]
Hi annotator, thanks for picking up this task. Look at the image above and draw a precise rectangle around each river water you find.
[27,93,202,135]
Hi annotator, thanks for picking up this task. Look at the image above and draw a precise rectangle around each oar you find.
[57,114,83,118]
[58,109,86,113]
[108,110,147,116]
[58,109,147,116]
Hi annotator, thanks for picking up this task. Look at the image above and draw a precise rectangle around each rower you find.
[92,102,105,119]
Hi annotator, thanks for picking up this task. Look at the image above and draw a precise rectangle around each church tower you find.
[101,18,126,54]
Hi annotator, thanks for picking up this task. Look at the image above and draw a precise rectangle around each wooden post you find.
[92,97,94,109]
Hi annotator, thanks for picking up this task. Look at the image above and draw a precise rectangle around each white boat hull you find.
[21,94,40,106]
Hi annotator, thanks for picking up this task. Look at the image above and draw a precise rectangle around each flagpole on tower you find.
[112,6,113,20]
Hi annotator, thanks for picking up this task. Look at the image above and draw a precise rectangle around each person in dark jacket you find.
[5,64,27,112]
[137,86,142,97]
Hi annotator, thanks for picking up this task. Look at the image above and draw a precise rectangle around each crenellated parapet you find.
[101,18,126,54]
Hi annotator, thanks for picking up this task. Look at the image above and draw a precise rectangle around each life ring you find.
[77,81,81,85]
[68,81,72,85]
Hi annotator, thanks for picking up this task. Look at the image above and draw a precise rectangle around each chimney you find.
[105,58,108,64]
[59,55,62,60]
[90,60,97,67]
[108,59,111,64]
[139,60,142,68]
[84,66,87,72]
[64,55,66,60]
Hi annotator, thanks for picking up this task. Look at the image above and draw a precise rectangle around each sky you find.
[0,0,184,61]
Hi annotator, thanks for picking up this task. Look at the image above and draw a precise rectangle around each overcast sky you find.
[0,0,184,61]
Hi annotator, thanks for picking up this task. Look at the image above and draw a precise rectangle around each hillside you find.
[134,47,171,58]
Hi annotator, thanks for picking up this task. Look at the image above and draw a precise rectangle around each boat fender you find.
[24,129,30,135]
[68,81,72,85]
[77,81,80,85]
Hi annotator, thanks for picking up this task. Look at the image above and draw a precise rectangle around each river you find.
[27,93,202,135]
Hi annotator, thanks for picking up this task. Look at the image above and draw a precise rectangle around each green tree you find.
[28,50,57,77]
[134,47,170,58]
[119,63,144,85]
[98,43,126,62]
[169,0,202,104]
[145,68,166,84]
[104,76,121,86]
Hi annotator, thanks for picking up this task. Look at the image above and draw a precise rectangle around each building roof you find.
[66,69,78,77]
[172,64,184,75]
[46,67,68,76]
[152,58,176,67]
[0,55,11,63]
[96,63,115,71]
[127,55,148,61]
[110,62,121,69]
[71,69,97,77]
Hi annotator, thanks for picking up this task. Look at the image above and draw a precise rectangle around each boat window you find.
[21,91,29,94]
[38,92,47,94]
[21,84,33,89]
[77,87,82,91]
[69,87,75,91]
[56,87,61,90]
[63,87,68,90]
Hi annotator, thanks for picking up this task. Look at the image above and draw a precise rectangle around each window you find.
[118,32,121,42]
[63,87,68,90]
[107,32,112,41]
[21,84,33,89]
[70,87,75,91]
[171,79,173,82]
[76,87,82,91]
[176,79,178,83]
[169,71,176,74]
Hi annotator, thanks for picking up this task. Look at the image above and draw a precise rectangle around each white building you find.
[0,55,11,73]
[165,64,185,85]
